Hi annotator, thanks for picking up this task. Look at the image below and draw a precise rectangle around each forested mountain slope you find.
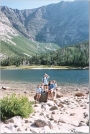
[1,41,89,67]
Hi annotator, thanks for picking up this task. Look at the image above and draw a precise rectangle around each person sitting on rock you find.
[40,83,45,93]
[53,80,57,99]
[42,73,50,91]
[36,84,41,101]
[48,81,54,100]
[44,85,49,92]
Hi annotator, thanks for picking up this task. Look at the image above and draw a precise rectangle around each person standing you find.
[42,73,50,90]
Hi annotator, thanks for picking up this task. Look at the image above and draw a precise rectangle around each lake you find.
[1,69,89,86]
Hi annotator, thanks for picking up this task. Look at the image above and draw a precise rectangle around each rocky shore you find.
[0,81,89,133]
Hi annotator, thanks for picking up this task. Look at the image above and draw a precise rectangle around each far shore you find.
[0,65,89,70]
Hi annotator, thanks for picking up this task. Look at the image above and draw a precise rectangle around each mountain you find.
[29,40,89,67]
[0,6,59,59]
[0,0,89,59]
[1,40,89,67]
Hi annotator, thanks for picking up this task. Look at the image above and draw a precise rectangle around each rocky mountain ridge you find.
[0,0,89,47]
[0,1,89,59]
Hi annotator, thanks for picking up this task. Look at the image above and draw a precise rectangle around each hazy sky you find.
[0,0,75,10]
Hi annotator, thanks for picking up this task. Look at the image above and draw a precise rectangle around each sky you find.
[0,0,75,10]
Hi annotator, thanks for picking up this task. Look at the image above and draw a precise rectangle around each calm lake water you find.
[1,69,89,86]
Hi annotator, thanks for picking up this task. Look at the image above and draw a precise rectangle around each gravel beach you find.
[0,80,89,133]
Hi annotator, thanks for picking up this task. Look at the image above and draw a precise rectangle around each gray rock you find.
[70,113,75,116]
[17,128,21,131]
[34,104,38,107]
[75,92,85,97]
[78,121,87,127]
[58,103,64,108]
[83,112,88,118]
[52,111,56,114]
[4,119,14,124]
[49,105,58,111]
[25,120,29,123]
[35,119,48,127]
[56,92,63,98]
[34,119,53,129]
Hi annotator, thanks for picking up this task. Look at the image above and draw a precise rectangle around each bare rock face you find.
[75,92,85,97]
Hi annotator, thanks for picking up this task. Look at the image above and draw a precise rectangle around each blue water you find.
[1,69,89,86]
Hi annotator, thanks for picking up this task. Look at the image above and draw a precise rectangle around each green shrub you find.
[0,93,34,121]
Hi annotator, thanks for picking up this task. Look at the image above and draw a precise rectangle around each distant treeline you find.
[1,41,89,67]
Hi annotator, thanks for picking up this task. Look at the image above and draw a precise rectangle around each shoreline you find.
[0,65,89,70]
[0,80,89,100]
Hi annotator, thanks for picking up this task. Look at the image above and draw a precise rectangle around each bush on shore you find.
[0,93,34,121]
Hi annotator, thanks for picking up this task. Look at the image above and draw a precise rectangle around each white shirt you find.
[36,87,41,93]
[42,76,49,85]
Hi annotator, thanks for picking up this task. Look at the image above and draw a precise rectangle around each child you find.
[42,73,50,91]
[53,80,57,99]
[48,81,54,100]
[40,83,45,93]
[44,85,49,92]
[36,84,41,101]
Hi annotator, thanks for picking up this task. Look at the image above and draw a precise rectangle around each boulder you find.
[34,119,53,128]
[78,121,87,127]
[4,119,14,124]
[56,92,63,98]
[2,86,10,90]
[58,103,64,108]
[34,92,48,102]
[35,119,48,127]
[83,112,88,118]
[25,120,29,123]
[52,111,56,114]
[75,92,84,97]
[70,113,75,116]
[49,105,58,111]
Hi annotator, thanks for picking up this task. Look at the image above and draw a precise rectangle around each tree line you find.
[1,40,89,67]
